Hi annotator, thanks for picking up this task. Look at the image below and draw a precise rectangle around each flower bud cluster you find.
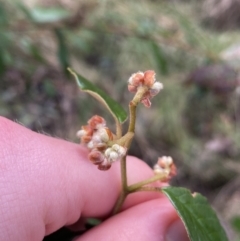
[153,156,176,182]
[77,115,126,170]
[128,70,163,107]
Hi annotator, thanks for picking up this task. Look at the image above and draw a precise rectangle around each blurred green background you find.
[1,0,240,240]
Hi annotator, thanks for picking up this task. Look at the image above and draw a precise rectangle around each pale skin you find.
[0,117,189,241]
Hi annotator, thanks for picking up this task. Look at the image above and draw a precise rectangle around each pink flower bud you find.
[98,158,111,170]
[76,125,94,143]
[82,135,92,143]
[128,84,138,93]
[128,72,144,86]
[141,97,151,108]
[96,143,107,151]
[143,70,156,87]
[154,156,177,182]
[88,150,104,165]
[88,115,106,130]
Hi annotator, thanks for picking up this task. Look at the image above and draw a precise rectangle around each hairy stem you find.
[130,186,162,193]
[112,155,128,214]
[121,156,128,190]
[128,86,148,133]
[128,173,167,192]
[112,190,128,215]
[115,118,122,138]
[110,132,134,147]
[113,86,149,214]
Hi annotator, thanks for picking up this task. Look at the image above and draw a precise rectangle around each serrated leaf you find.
[162,187,228,241]
[68,68,128,123]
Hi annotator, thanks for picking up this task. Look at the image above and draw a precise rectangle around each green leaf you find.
[68,68,128,123]
[231,216,240,233]
[150,41,168,75]
[54,29,70,76]
[162,187,228,241]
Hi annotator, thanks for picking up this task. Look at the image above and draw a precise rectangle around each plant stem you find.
[131,186,162,193]
[113,86,149,214]
[128,101,137,132]
[128,173,167,192]
[110,132,134,147]
[121,156,128,190]
[112,155,128,214]
[115,118,122,138]
[128,86,148,133]
[112,190,128,215]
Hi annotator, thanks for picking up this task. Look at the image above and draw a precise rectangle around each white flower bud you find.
[76,130,86,138]
[153,165,169,175]
[104,148,112,157]
[91,134,102,143]
[87,141,94,149]
[104,144,126,164]
[149,82,163,96]
[109,151,119,162]
[112,144,126,156]
[160,156,173,166]
[97,128,110,142]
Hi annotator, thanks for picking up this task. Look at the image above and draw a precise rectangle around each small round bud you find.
[150,82,163,96]
[143,70,156,87]
[76,130,86,138]
[109,151,119,162]
[98,158,111,170]
[153,156,176,182]
[105,148,118,162]
[112,144,126,156]
[128,72,144,86]
[153,164,168,175]
[82,135,92,143]
[128,84,138,93]
[104,148,112,157]
[96,143,107,151]
[91,134,102,144]
[88,115,106,129]
[158,156,173,168]
[87,141,94,149]
[88,150,104,165]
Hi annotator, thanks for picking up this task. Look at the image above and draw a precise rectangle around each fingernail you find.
[166,219,190,241]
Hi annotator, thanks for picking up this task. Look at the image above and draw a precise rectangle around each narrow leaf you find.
[68,68,128,123]
[150,41,168,75]
[54,29,70,76]
[162,187,228,241]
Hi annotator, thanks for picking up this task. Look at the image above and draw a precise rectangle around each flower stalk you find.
[76,70,175,215]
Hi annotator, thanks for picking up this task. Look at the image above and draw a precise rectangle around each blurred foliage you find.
[1,0,240,239]
[231,216,240,241]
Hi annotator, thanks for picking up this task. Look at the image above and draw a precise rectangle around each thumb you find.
[0,117,164,240]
